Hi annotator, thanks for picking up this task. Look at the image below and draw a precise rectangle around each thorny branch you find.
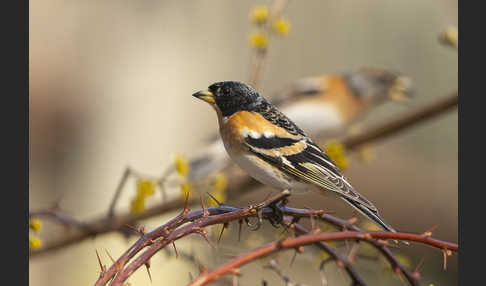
[189,230,456,286]
[29,90,458,258]
[94,191,294,286]
[90,191,457,286]
[284,218,368,286]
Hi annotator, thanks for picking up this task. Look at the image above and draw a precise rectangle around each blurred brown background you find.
[29,0,457,285]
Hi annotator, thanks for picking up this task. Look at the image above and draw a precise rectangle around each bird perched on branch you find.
[193,81,400,232]
[189,67,412,182]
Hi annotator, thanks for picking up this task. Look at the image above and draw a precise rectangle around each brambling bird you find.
[193,81,399,232]
[188,67,412,182]
[276,66,413,136]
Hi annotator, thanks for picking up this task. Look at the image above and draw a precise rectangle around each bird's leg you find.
[266,193,290,227]
[248,190,292,230]
[267,204,283,227]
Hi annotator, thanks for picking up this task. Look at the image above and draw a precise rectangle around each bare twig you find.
[249,0,289,89]
[29,208,89,230]
[340,92,458,149]
[107,167,132,218]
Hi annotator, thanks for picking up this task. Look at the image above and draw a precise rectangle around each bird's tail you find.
[341,197,409,245]
[341,197,396,232]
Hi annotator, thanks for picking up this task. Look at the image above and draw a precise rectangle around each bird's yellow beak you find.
[192,90,215,104]
[388,76,414,102]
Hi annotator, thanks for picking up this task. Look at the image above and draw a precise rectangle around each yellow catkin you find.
[173,154,190,177]
[323,141,348,170]
[360,220,381,231]
[272,18,291,36]
[29,219,43,232]
[180,182,194,200]
[136,178,156,198]
[395,254,412,269]
[439,26,458,48]
[130,196,146,214]
[249,31,269,50]
[249,5,269,24]
[29,236,43,249]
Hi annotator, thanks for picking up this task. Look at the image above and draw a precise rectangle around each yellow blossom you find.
[29,236,43,249]
[272,18,291,36]
[323,141,348,170]
[319,250,330,261]
[180,182,194,200]
[173,153,190,177]
[249,5,269,24]
[29,218,42,232]
[249,31,269,50]
[360,220,381,231]
[395,254,412,269]
[439,26,458,48]
[130,196,146,214]
[136,178,156,198]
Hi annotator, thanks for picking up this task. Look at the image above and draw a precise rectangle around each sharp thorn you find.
[206,192,222,206]
[105,249,115,264]
[145,262,152,282]
[172,241,179,258]
[218,223,228,244]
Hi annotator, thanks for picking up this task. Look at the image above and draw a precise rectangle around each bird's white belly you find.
[230,153,290,189]
[228,152,311,193]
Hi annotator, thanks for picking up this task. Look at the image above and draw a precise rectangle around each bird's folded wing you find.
[243,134,377,212]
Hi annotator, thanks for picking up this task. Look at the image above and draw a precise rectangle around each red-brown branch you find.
[340,92,458,149]
[287,219,368,286]
[189,231,457,286]
[93,192,456,286]
[95,191,297,286]
[313,213,421,285]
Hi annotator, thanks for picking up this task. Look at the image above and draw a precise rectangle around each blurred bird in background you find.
[189,66,413,182]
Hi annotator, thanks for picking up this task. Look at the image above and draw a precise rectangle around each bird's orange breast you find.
[220,111,303,154]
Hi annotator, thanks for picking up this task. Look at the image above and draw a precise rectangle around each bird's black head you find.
[193,81,267,117]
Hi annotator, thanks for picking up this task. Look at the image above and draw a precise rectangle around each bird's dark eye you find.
[222,87,231,95]
[299,88,322,96]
